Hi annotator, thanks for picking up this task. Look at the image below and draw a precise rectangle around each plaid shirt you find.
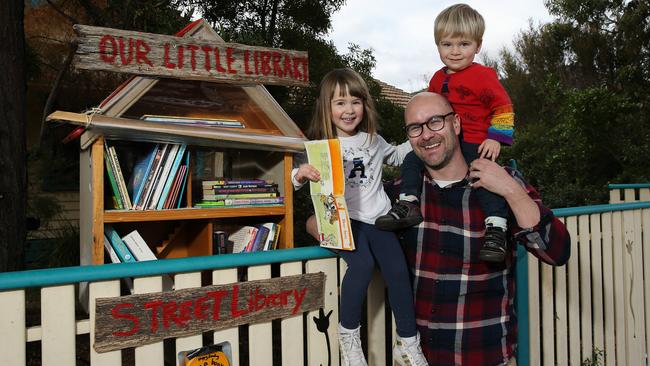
[400,168,570,366]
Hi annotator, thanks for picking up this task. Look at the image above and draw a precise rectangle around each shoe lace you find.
[340,332,365,363]
[397,338,428,366]
[390,202,411,219]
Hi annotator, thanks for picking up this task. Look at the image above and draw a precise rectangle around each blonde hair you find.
[434,4,485,45]
[307,68,378,140]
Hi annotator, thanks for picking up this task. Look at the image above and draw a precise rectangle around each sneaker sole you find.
[478,249,506,262]
[375,216,424,231]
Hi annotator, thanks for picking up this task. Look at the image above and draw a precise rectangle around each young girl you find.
[292,68,428,366]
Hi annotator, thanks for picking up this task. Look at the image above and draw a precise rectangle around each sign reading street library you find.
[74,24,309,87]
[94,272,324,352]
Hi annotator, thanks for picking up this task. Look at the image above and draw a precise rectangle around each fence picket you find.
[174,272,203,365]
[89,280,121,365]
[589,213,604,356]
[134,276,164,366]
[306,258,338,366]
[41,285,76,366]
[641,189,650,360]
[611,211,627,365]
[248,265,273,366]
[566,216,581,365]
[554,218,569,366]
[280,261,304,365]
[541,257,555,366]
[578,215,593,361]
[212,268,239,366]
[0,290,26,365]
[367,270,387,365]
[527,252,541,366]
[600,213,616,366]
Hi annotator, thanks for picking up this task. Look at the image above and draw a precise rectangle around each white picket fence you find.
[2,186,650,365]
[525,185,650,366]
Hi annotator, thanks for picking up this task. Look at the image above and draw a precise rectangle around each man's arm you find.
[469,158,571,265]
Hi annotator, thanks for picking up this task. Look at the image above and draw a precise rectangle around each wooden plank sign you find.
[94,272,324,352]
[74,24,309,87]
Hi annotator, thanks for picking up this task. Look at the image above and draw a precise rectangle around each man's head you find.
[405,92,466,178]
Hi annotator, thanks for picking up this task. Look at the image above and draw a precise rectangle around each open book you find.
[305,139,355,251]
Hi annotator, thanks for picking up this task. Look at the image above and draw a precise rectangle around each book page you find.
[305,140,355,251]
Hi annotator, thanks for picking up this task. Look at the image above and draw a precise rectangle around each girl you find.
[292,68,428,366]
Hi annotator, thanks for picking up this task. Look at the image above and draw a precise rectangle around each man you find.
[400,92,570,366]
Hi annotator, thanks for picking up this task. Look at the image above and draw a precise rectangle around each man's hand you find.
[478,139,501,161]
[295,163,321,184]
[469,158,540,228]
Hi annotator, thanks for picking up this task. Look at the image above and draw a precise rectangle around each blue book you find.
[104,225,136,263]
[250,225,270,252]
[176,153,190,208]
[130,144,159,208]
[156,144,187,209]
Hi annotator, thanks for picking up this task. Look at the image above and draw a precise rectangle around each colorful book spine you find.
[195,197,284,207]
[175,153,190,209]
[204,187,278,194]
[203,183,276,190]
[202,192,278,200]
[104,145,124,210]
[122,230,157,261]
[157,145,187,209]
[131,143,159,207]
[250,225,270,252]
[104,225,135,263]
[201,179,270,187]
[139,144,168,210]
[148,144,178,209]
[108,145,132,209]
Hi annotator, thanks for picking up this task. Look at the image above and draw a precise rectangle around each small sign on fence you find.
[94,272,325,352]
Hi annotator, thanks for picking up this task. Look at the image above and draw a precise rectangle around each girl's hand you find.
[295,164,321,184]
[478,139,501,161]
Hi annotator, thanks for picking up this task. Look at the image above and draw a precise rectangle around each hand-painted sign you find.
[74,24,309,87]
[94,272,324,352]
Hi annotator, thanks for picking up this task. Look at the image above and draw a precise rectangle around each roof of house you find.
[375,79,413,108]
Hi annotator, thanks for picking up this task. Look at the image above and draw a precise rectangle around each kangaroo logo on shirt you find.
[348,157,367,179]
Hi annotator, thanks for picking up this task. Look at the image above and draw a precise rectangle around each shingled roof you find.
[375,79,413,108]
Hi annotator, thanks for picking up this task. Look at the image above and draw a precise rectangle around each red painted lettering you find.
[176,45,184,69]
[201,46,212,71]
[292,288,307,315]
[261,52,271,76]
[301,58,309,82]
[253,288,271,311]
[213,48,227,73]
[283,54,294,79]
[177,300,193,326]
[194,295,210,320]
[135,39,153,66]
[272,52,283,78]
[98,35,117,63]
[111,303,139,337]
[117,37,134,65]
[206,290,228,320]
[254,51,259,74]
[143,300,164,332]
[243,50,253,75]
[162,301,183,329]
[187,44,199,71]
[292,57,302,81]
[163,43,176,69]
[231,285,249,318]
[226,47,237,74]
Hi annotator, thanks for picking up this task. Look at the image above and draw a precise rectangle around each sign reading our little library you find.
[73,24,309,87]
[94,272,324,352]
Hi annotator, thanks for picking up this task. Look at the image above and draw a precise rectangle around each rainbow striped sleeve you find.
[487,105,515,145]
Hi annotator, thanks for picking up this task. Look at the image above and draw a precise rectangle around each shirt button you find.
[439,249,445,254]
[435,279,441,284]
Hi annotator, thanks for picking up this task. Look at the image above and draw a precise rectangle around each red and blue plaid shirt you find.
[400,168,570,366]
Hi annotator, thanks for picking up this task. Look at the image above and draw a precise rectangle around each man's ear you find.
[453,114,461,135]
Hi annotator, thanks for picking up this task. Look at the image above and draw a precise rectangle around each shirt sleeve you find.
[379,135,412,167]
[508,169,571,266]
[478,67,515,146]
[291,152,308,190]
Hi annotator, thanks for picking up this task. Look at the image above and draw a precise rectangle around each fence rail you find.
[2,198,650,365]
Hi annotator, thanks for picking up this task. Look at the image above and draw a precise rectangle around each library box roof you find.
[47,19,307,152]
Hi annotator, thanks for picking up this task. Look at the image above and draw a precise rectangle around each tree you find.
[497,0,650,207]
[0,0,27,271]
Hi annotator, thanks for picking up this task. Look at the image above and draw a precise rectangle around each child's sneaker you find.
[393,333,428,366]
[339,324,367,366]
[375,200,423,231]
[479,225,507,262]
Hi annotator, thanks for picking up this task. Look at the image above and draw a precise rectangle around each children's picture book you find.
[304,139,355,251]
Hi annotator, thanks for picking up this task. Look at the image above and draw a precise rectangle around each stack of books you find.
[196,179,284,207]
[213,222,281,254]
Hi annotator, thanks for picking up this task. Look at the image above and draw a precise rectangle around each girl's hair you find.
[306,68,378,140]
[434,4,485,45]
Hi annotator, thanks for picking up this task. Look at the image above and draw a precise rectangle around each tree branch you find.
[40,43,77,145]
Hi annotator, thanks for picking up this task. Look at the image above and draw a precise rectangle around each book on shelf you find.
[122,230,158,261]
[202,192,278,200]
[164,164,185,209]
[227,225,258,254]
[156,145,187,209]
[129,143,159,207]
[202,183,277,190]
[134,144,167,210]
[103,234,134,292]
[212,230,228,254]
[195,197,284,207]
[261,223,280,251]
[174,152,191,208]
[104,147,124,210]
[104,225,135,262]
[105,142,132,209]
[201,179,271,188]
[248,224,270,252]
[147,144,175,209]
[203,186,278,195]
[141,115,245,128]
